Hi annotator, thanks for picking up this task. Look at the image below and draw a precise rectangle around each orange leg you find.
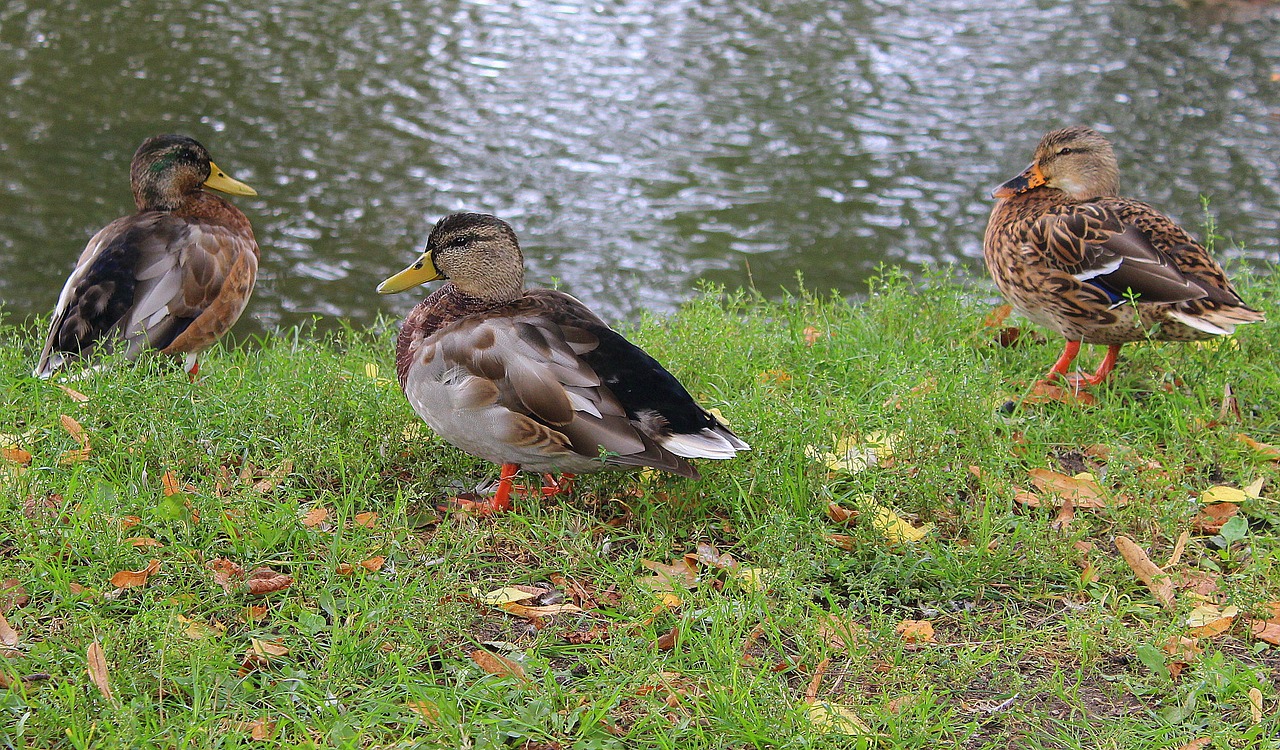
[448,463,518,516]
[187,359,200,383]
[1048,343,1122,389]
[1044,340,1082,382]
[541,473,575,498]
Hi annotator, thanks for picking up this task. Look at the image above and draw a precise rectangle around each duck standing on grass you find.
[378,212,749,516]
[34,134,259,380]
[983,126,1264,389]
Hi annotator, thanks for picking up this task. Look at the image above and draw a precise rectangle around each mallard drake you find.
[984,126,1264,387]
[378,212,749,515]
[34,134,259,379]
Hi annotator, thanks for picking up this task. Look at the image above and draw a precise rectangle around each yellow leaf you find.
[1200,486,1248,504]
[1243,477,1265,499]
[176,614,225,640]
[251,638,290,658]
[734,567,772,592]
[864,497,932,543]
[806,433,899,474]
[474,586,541,606]
[364,363,380,379]
[1249,687,1263,725]
[806,701,872,735]
[895,619,935,644]
[1186,604,1238,637]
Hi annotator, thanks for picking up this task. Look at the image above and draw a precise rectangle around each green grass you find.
[1,267,1279,749]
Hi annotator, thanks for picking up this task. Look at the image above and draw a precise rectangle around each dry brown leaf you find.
[208,558,246,594]
[499,601,583,618]
[655,625,680,651]
[1175,570,1221,598]
[1163,636,1203,661]
[0,612,17,647]
[1235,433,1280,460]
[251,638,289,658]
[300,507,329,528]
[251,461,293,493]
[335,563,355,576]
[802,326,824,346]
[818,615,865,653]
[60,415,90,450]
[360,556,386,572]
[825,502,858,525]
[354,511,378,528]
[984,304,1012,328]
[1249,687,1263,725]
[246,567,293,596]
[0,579,29,614]
[240,605,268,623]
[119,515,142,530]
[639,558,698,591]
[690,542,738,571]
[1165,530,1191,569]
[1186,604,1238,638]
[247,718,276,741]
[1249,619,1280,646]
[825,533,856,551]
[895,619,935,644]
[110,558,161,589]
[1028,469,1108,506]
[59,448,92,465]
[757,369,792,385]
[1050,496,1075,530]
[1177,739,1210,750]
[1191,503,1239,534]
[161,471,182,497]
[55,384,90,403]
[1114,536,1175,609]
[406,699,441,722]
[470,649,528,681]
[1,447,32,466]
[1023,381,1097,407]
[86,640,117,707]
[125,536,164,549]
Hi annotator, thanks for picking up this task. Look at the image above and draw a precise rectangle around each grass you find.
[1,267,1279,749]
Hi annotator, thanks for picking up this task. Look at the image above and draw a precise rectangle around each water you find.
[1,0,1277,339]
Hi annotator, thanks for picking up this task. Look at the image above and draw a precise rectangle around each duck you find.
[34,134,259,380]
[984,126,1264,387]
[378,212,749,515]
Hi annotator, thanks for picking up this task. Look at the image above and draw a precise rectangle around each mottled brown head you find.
[992,126,1120,202]
[378,213,525,302]
[129,134,256,212]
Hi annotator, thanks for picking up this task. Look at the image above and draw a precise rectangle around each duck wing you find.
[35,213,257,376]
[1029,201,1207,307]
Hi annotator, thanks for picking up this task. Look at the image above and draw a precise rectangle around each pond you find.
[0,0,1277,339]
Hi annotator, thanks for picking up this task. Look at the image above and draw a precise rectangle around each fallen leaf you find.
[864,497,932,543]
[406,699,441,722]
[0,612,17,647]
[125,536,164,549]
[1,447,32,466]
[1200,486,1248,504]
[1163,636,1203,661]
[1177,739,1211,750]
[1186,604,1238,638]
[251,638,289,658]
[655,625,680,651]
[1249,687,1263,725]
[336,563,355,576]
[0,579,29,614]
[825,533,856,551]
[246,568,293,596]
[1114,536,1175,609]
[984,304,1012,328]
[1191,502,1239,534]
[757,369,792,385]
[476,586,542,606]
[360,556,386,572]
[1022,381,1096,407]
[60,415,90,450]
[160,471,182,497]
[55,384,90,403]
[806,433,898,474]
[110,559,161,589]
[248,718,275,741]
[176,614,225,640]
[299,507,329,528]
[251,461,293,493]
[119,515,142,530]
[470,649,527,681]
[806,701,873,735]
[354,511,378,528]
[1029,469,1109,506]
[499,601,584,618]
[1249,619,1280,646]
[734,567,772,593]
[818,615,865,653]
[690,542,738,571]
[802,326,823,346]
[208,558,246,594]
[896,619,935,644]
[1243,476,1266,498]
[240,606,268,623]
[86,640,117,707]
[825,502,858,525]
[1235,433,1280,460]
[1050,496,1075,531]
[639,558,698,592]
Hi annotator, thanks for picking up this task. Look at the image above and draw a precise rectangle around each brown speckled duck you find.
[35,134,259,379]
[378,212,749,515]
[984,126,1264,387]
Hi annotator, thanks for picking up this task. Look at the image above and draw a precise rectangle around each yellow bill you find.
[203,162,257,196]
[377,252,442,294]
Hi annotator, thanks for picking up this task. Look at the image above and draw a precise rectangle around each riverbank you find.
[1,269,1278,748]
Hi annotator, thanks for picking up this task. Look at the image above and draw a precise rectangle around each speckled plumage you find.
[35,134,259,378]
[385,212,749,485]
[984,126,1263,384]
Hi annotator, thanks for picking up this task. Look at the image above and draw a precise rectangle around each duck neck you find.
[395,284,507,387]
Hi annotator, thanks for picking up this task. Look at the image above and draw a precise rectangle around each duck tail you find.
[1169,304,1265,336]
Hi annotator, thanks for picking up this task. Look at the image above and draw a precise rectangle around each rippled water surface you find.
[1,0,1277,336]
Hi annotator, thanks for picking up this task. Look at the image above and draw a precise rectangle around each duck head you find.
[378,212,525,301]
[992,126,1120,201]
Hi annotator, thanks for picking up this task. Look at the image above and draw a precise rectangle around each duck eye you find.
[1057,147,1075,156]
[448,236,469,248]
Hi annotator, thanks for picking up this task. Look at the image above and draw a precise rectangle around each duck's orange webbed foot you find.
[440,463,519,517]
